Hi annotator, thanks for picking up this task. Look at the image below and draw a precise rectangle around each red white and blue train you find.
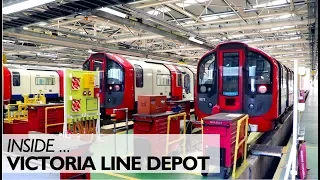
[3,55,197,120]
[195,42,294,132]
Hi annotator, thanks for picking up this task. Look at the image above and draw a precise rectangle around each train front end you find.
[83,52,135,120]
[195,42,279,132]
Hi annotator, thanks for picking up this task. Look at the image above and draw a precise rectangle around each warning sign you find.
[71,77,80,90]
[72,99,81,112]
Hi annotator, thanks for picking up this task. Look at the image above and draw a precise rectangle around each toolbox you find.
[137,95,167,115]
[202,113,246,178]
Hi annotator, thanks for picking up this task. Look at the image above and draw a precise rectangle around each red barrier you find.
[298,142,308,179]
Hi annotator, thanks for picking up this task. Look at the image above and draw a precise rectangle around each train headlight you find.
[258,85,267,94]
[249,104,254,109]
[208,102,213,108]
[200,86,206,93]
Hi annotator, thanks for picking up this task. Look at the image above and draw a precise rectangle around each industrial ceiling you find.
[2,0,318,71]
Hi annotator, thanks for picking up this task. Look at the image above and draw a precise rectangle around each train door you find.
[217,50,245,112]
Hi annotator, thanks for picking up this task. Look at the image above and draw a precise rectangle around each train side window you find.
[184,74,191,94]
[35,77,55,85]
[134,64,143,88]
[198,52,216,94]
[246,51,272,94]
[156,74,170,86]
[12,72,20,86]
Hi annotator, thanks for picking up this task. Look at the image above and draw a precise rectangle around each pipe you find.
[198,19,314,34]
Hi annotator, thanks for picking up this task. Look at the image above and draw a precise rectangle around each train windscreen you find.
[107,60,124,92]
[222,52,239,96]
[198,53,216,94]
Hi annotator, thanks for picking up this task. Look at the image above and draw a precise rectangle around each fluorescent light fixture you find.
[253,0,287,8]
[296,49,303,51]
[98,7,127,18]
[219,14,234,18]
[176,0,207,7]
[23,27,29,30]
[263,13,293,21]
[147,7,171,16]
[284,36,301,40]
[88,49,98,54]
[98,25,110,29]
[3,0,55,15]
[189,37,204,44]
[184,20,195,24]
[38,22,47,26]
[243,40,253,43]
[210,39,220,42]
[253,38,264,42]
[201,15,220,21]
[229,34,245,39]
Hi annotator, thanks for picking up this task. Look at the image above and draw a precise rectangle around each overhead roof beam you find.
[133,0,182,8]
[183,10,308,27]
[3,28,185,62]
[166,4,204,22]
[90,10,212,50]
[198,19,314,34]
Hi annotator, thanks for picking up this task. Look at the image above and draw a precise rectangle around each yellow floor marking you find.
[102,172,140,180]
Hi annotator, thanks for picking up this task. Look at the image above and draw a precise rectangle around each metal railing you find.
[166,112,187,156]
[232,114,249,179]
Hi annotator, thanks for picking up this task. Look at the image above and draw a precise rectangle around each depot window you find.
[35,77,55,85]
[12,72,20,86]
[134,64,143,88]
[246,51,272,94]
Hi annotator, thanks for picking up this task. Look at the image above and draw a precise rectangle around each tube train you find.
[3,66,64,105]
[83,53,197,119]
[3,55,197,119]
[195,42,294,132]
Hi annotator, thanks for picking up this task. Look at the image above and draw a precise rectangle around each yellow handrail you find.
[232,114,249,179]
[45,106,64,134]
[166,112,187,156]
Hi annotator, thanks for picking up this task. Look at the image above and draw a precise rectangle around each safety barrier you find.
[232,114,249,179]
[4,103,28,123]
[166,112,187,156]
[45,106,64,134]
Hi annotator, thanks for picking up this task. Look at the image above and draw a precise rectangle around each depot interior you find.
[2,0,319,179]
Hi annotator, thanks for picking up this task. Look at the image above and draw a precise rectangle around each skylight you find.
[263,13,294,21]
[99,7,128,18]
[253,0,288,8]
[3,0,55,15]
[284,36,301,40]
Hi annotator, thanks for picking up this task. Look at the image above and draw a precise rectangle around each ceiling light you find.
[98,7,127,18]
[88,49,98,54]
[176,0,208,7]
[201,16,220,21]
[229,34,245,39]
[184,20,195,24]
[98,25,110,29]
[38,22,48,26]
[210,39,220,42]
[189,37,204,44]
[253,0,287,8]
[3,0,55,15]
[284,36,301,40]
[23,27,29,30]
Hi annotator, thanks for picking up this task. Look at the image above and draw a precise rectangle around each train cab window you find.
[222,52,239,96]
[83,60,90,70]
[198,53,216,94]
[12,72,20,86]
[246,51,272,94]
[176,69,182,87]
[184,74,191,94]
[107,60,124,92]
[134,64,143,88]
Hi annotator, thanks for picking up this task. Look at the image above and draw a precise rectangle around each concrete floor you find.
[301,81,318,179]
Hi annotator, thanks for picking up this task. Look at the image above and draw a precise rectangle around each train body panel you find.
[164,64,182,100]
[3,66,12,103]
[196,42,289,132]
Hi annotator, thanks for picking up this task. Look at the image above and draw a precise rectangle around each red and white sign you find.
[72,99,81,112]
[71,77,80,90]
